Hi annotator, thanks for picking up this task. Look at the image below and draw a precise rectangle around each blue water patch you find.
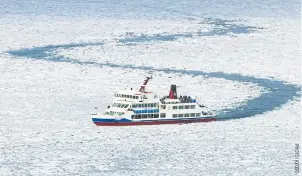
[8,42,104,63]
[119,18,261,45]
[119,33,193,44]
[7,41,301,121]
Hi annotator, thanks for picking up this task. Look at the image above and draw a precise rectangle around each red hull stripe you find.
[93,118,216,126]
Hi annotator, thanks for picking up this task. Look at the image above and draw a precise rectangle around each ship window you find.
[153,103,157,107]
[131,115,135,119]
[142,114,147,119]
[130,95,132,98]
[178,114,183,117]
[135,96,139,99]
[196,113,201,117]
[190,113,195,117]
[148,114,153,118]
[185,113,189,117]
[124,104,129,108]
[185,105,190,109]
[179,106,184,109]
[137,114,142,119]
[161,105,166,109]
[138,104,142,108]
[172,114,177,118]
[154,114,159,118]
[126,95,129,98]
[132,104,137,108]
[160,113,166,118]
[173,106,178,109]
[190,105,195,109]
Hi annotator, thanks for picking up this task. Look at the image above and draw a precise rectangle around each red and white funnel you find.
[169,85,177,99]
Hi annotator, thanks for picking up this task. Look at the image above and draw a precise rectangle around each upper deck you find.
[113,89,158,103]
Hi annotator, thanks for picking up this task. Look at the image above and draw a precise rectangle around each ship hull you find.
[92,117,216,126]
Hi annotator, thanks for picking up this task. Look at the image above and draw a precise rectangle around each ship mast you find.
[139,76,152,93]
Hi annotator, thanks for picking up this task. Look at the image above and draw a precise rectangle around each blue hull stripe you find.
[92,118,132,123]
[92,117,214,123]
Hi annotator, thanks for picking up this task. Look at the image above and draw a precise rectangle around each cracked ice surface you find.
[0,0,301,175]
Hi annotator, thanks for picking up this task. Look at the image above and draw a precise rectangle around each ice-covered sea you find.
[0,0,301,175]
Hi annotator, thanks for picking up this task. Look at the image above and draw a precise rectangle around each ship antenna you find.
[139,75,152,93]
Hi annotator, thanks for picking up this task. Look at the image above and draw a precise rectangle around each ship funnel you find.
[169,84,177,99]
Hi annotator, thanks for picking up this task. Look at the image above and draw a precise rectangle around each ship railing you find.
[159,95,197,104]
